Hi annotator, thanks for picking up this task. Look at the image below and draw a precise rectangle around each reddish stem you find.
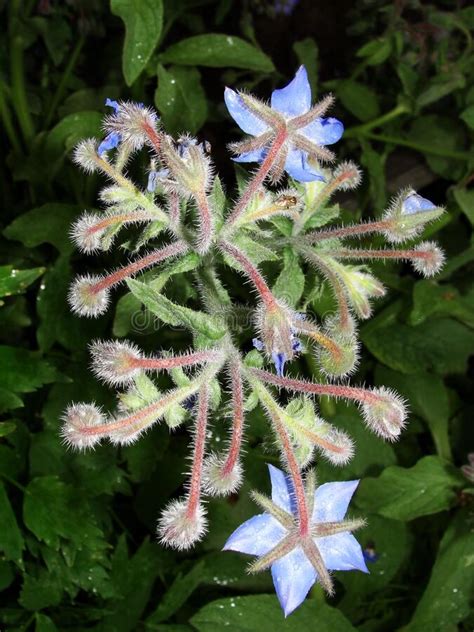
[327,247,428,261]
[87,211,154,235]
[91,240,187,294]
[194,189,213,253]
[219,240,276,308]
[222,357,244,477]
[131,350,221,372]
[226,128,288,228]
[306,220,392,244]
[187,385,210,518]
[143,121,162,154]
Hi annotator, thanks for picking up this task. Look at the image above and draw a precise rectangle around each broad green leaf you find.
[233,233,278,266]
[272,248,305,307]
[410,280,474,328]
[460,104,474,130]
[356,37,392,65]
[0,421,16,437]
[335,80,380,122]
[46,111,103,154]
[356,456,464,521]
[0,482,24,562]
[155,64,207,135]
[375,366,451,460]
[0,388,24,413]
[416,73,465,109]
[111,0,164,85]
[362,318,474,375]
[0,346,57,394]
[191,595,356,631]
[0,560,14,591]
[409,115,465,180]
[3,204,79,254]
[408,512,474,631]
[19,569,63,611]
[35,613,59,632]
[127,278,226,340]
[0,265,45,299]
[453,187,474,225]
[160,34,274,72]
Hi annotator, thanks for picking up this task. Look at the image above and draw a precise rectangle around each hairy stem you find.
[186,385,210,517]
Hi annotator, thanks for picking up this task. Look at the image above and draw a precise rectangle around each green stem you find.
[0,79,21,152]
[344,103,409,138]
[9,0,35,143]
[358,131,470,161]
[44,35,85,129]
[0,472,28,494]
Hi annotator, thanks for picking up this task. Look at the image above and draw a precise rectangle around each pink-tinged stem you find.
[305,220,393,244]
[325,247,427,261]
[91,240,187,294]
[143,121,162,154]
[194,189,213,253]
[186,385,210,518]
[251,368,381,405]
[130,349,221,372]
[222,357,244,477]
[168,192,181,228]
[87,211,155,235]
[267,405,310,536]
[226,128,288,228]
[219,240,276,308]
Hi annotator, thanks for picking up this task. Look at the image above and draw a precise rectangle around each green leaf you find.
[155,64,207,135]
[160,34,274,72]
[0,265,45,299]
[0,346,57,394]
[409,115,465,180]
[416,73,465,109]
[35,613,59,632]
[453,187,474,225]
[408,512,474,630]
[111,0,164,85]
[362,318,474,375]
[127,278,226,341]
[19,569,63,611]
[46,111,103,154]
[410,280,474,328]
[335,80,380,122]
[0,482,24,562]
[460,104,474,130]
[356,37,392,65]
[0,388,23,413]
[233,233,278,266]
[191,595,356,631]
[375,366,451,460]
[272,248,305,307]
[0,420,16,437]
[360,138,386,209]
[3,204,79,254]
[356,456,464,521]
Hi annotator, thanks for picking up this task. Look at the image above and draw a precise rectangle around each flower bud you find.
[160,135,213,197]
[104,101,159,151]
[411,241,445,277]
[255,301,295,370]
[90,340,142,386]
[70,212,104,253]
[68,275,109,318]
[383,190,444,243]
[60,403,106,450]
[73,139,100,173]
[316,324,359,378]
[157,499,208,550]
[361,387,407,440]
[332,161,362,191]
[317,427,355,465]
[202,453,243,496]
[338,266,386,319]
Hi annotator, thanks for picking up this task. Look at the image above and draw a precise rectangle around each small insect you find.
[275,194,298,209]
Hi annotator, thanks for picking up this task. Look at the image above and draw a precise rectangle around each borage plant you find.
[62,67,445,616]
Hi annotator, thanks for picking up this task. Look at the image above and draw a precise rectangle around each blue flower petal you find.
[223,513,285,556]
[284,149,325,182]
[105,98,120,113]
[312,480,359,523]
[268,464,297,513]
[402,193,436,215]
[224,87,269,136]
[271,547,317,616]
[301,117,344,146]
[97,131,121,156]
[252,338,264,351]
[271,66,311,118]
[233,148,267,163]
[272,351,286,377]
[317,532,369,573]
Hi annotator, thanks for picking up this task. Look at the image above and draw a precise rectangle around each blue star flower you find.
[224,464,368,616]
[98,98,122,156]
[224,66,344,182]
[402,193,436,215]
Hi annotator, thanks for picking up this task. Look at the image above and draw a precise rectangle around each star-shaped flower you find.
[224,66,344,182]
[223,464,368,616]
[401,192,436,215]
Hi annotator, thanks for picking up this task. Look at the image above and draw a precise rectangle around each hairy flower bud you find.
[361,387,407,440]
[90,340,142,386]
[411,241,445,277]
[331,161,362,191]
[73,139,100,173]
[255,301,296,372]
[157,499,208,550]
[382,190,444,243]
[104,101,159,151]
[202,453,243,496]
[337,265,386,319]
[61,403,106,450]
[68,274,109,317]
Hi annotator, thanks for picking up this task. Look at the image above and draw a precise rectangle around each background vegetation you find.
[0,0,473,629]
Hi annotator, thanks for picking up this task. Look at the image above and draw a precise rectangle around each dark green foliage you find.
[0,0,473,630]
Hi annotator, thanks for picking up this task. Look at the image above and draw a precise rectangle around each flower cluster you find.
[63,67,445,615]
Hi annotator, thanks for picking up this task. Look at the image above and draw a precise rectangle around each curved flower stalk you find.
[62,67,446,615]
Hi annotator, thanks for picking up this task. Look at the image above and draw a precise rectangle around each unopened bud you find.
[411,242,445,277]
[316,324,359,378]
[361,387,407,440]
[104,101,159,151]
[383,190,444,243]
[60,403,106,450]
[332,161,362,191]
[317,427,355,465]
[157,499,208,550]
[90,340,142,386]
[202,453,243,496]
[68,275,109,318]
[73,139,100,173]
[339,266,386,319]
